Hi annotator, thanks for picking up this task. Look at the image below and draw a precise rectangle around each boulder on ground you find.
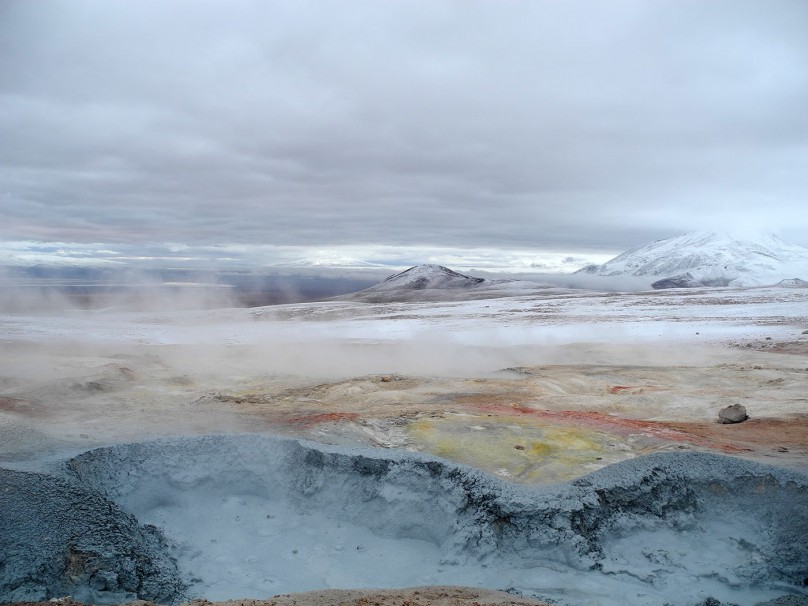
[718,404,748,424]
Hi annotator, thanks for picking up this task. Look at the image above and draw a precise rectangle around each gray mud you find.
[2,435,808,606]
[0,469,185,604]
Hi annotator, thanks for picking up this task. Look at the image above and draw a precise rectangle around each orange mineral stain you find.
[471,403,747,453]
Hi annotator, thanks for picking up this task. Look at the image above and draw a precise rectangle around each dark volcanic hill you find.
[373,265,485,290]
[335,264,553,303]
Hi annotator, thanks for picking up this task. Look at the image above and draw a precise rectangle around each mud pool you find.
[2,434,807,606]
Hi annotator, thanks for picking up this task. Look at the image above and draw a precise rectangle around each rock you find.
[802,329,808,335]
[651,272,704,289]
[718,404,748,424]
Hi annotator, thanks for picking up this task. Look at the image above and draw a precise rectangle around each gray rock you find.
[719,403,748,424]
[651,272,704,289]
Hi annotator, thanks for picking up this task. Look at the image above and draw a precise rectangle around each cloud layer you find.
[2,0,807,265]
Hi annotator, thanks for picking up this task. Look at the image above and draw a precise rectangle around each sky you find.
[1,0,807,272]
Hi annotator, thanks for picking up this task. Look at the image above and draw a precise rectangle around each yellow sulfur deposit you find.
[407,413,630,483]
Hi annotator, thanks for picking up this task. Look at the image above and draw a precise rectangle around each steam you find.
[0,266,240,313]
[0,266,391,314]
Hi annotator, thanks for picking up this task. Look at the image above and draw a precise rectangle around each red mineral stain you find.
[0,397,44,418]
[470,403,746,453]
[284,412,360,428]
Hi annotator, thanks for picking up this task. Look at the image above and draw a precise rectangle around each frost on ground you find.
[2,435,807,606]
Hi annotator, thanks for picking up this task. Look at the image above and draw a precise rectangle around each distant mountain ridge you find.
[576,232,808,288]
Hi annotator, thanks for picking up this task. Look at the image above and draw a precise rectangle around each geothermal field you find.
[2,283,808,606]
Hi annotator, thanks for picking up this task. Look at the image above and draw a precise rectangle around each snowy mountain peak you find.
[576,231,808,288]
[376,264,485,290]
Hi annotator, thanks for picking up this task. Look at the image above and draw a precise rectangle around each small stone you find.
[765,336,772,341]
[802,329,808,334]
[514,445,525,450]
[718,403,748,424]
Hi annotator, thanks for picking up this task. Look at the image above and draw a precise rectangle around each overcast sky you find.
[1,0,807,271]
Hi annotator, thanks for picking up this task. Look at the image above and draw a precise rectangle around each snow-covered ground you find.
[3,285,807,349]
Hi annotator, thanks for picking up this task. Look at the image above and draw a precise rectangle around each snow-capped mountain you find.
[336,264,557,302]
[576,232,808,288]
[372,264,486,291]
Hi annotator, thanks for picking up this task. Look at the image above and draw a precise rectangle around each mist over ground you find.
[0,266,387,312]
[0,263,668,314]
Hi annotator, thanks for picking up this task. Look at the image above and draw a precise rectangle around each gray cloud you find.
[1,0,807,263]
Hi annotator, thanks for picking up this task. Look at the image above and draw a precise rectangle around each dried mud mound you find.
[0,469,186,604]
[2,435,808,606]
